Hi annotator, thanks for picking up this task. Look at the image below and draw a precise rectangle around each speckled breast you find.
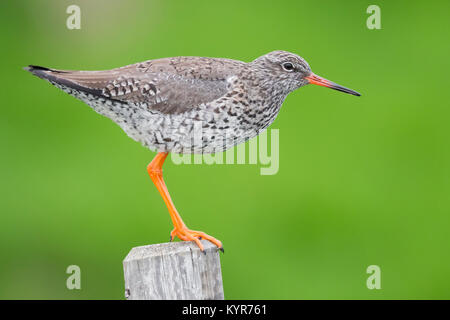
[129,88,285,154]
[52,79,284,155]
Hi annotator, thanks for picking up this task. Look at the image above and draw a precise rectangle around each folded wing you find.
[25,56,244,115]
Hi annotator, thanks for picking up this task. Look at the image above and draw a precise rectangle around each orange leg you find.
[147,152,223,253]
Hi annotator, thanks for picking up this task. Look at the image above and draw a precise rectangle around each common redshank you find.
[25,50,360,252]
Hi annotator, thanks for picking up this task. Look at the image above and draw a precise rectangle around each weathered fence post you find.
[123,240,224,300]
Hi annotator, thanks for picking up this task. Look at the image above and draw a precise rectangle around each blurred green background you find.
[0,0,449,299]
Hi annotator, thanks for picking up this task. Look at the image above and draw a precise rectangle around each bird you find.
[25,50,360,253]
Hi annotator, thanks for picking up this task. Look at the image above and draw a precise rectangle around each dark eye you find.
[282,62,294,71]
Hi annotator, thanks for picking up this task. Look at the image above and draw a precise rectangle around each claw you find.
[219,246,224,253]
[169,226,223,252]
[169,229,177,242]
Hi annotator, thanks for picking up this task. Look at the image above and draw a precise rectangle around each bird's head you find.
[251,50,361,96]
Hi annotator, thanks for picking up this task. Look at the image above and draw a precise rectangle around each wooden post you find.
[123,240,224,300]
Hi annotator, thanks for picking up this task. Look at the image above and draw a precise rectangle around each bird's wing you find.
[26,56,245,114]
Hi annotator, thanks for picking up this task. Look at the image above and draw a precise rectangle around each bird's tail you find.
[24,65,106,98]
[24,65,61,78]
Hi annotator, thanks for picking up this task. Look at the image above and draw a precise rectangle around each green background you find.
[1,0,449,299]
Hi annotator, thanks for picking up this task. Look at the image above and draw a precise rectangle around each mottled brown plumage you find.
[25,51,361,252]
[27,56,245,115]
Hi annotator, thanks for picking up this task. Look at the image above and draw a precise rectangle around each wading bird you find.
[26,51,360,252]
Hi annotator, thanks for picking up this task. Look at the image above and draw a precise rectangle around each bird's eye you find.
[282,62,295,71]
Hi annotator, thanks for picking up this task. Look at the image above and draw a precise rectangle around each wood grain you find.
[123,240,224,300]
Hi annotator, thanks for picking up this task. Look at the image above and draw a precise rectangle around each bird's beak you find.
[305,73,361,96]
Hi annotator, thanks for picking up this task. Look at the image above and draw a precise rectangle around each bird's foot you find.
[170,226,224,253]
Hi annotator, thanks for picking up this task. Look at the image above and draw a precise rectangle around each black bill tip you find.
[306,73,361,97]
